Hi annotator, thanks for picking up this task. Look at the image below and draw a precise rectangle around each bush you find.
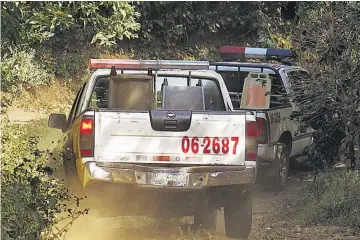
[259,2,360,169]
[135,2,282,44]
[52,50,91,79]
[1,117,87,239]
[1,49,54,94]
[289,2,360,168]
[284,170,360,228]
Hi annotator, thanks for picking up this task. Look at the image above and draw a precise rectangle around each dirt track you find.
[61,170,310,240]
[62,171,359,240]
[7,107,48,124]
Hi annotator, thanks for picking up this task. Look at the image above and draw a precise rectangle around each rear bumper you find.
[84,162,256,189]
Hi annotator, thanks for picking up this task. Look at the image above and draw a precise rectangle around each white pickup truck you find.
[48,59,258,239]
[210,46,313,190]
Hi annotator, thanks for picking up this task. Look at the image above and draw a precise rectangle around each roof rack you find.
[219,46,296,65]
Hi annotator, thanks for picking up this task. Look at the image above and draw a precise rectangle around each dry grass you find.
[11,78,82,114]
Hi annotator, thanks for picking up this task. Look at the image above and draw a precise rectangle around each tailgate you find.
[94,110,248,166]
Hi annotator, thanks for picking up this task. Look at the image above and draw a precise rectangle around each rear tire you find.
[224,191,252,239]
[271,143,290,191]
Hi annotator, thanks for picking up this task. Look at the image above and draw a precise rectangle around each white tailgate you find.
[94,112,246,165]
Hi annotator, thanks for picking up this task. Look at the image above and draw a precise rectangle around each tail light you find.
[80,117,94,157]
[245,120,258,161]
[256,117,268,144]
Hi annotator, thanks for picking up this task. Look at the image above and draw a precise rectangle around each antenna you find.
[110,66,117,76]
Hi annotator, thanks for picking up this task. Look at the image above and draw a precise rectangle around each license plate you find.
[153,169,188,187]
[180,136,240,155]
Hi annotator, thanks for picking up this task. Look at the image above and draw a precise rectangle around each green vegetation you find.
[261,2,360,231]
[282,170,360,229]
[1,118,87,240]
[1,1,288,110]
[1,1,140,109]
[1,48,54,94]
[282,2,360,170]
[2,1,140,49]
[135,2,279,43]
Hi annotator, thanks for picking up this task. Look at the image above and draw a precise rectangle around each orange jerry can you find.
[240,72,271,109]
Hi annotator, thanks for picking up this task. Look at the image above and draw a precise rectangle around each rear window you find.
[217,68,287,109]
[88,74,225,111]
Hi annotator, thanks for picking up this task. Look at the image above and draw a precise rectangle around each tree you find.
[1,1,140,52]
[287,2,360,168]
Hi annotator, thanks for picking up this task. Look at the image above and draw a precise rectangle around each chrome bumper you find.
[84,162,256,189]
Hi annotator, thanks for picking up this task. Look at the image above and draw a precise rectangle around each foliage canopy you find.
[1,1,140,50]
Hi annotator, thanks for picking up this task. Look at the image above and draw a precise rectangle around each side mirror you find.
[48,113,67,130]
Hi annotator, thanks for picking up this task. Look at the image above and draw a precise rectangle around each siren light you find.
[88,59,209,71]
[219,46,295,61]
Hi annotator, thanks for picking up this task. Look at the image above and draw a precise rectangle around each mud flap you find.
[260,144,280,178]
[266,149,282,177]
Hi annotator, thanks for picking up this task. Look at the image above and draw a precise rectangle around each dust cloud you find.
[63,215,186,240]
[57,191,199,240]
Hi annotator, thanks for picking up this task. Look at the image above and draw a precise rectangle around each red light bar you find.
[219,46,246,54]
[219,46,246,61]
[89,59,209,71]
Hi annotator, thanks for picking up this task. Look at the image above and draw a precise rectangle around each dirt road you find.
[6,107,48,124]
[61,170,358,240]
[60,171,307,240]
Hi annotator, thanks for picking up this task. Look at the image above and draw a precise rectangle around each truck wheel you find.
[193,208,217,230]
[224,192,252,239]
[272,143,290,191]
